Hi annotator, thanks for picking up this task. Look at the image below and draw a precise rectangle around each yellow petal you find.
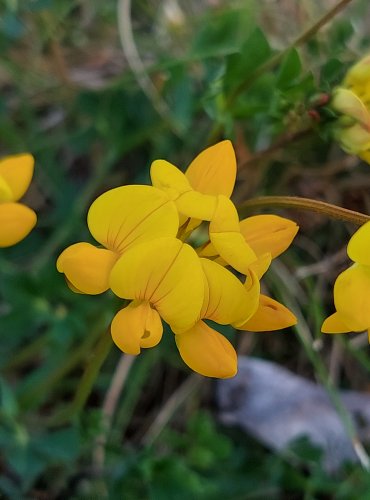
[200,259,259,326]
[0,202,36,247]
[57,242,119,294]
[110,237,204,332]
[0,176,13,202]
[150,159,218,220]
[331,88,370,128]
[175,320,237,378]
[87,185,179,253]
[111,300,163,355]
[209,196,256,274]
[347,221,370,265]
[248,252,271,279]
[239,215,298,259]
[237,294,297,331]
[150,159,192,200]
[321,312,350,334]
[185,140,236,197]
[0,154,34,201]
[334,264,370,331]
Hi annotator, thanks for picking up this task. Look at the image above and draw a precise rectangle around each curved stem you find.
[238,196,370,226]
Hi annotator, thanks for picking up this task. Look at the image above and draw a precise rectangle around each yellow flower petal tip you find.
[347,220,370,265]
[238,295,297,332]
[321,312,350,334]
[57,242,119,295]
[175,321,237,378]
[0,153,34,201]
[185,140,236,198]
[0,202,37,247]
[240,215,299,259]
[111,301,163,355]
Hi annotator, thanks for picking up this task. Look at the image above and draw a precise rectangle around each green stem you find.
[238,196,370,226]
[207,0,354,143]
[51,331,113,425]
[18,323,103,410]
[2,332,50,372]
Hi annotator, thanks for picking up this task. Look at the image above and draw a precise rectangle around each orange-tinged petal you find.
[240,215,298,259]
[185,140,236,197]
[111,300,163,355]
[347,220,370,265]
[0,154,34,201]
[175,320,237,378]
[87,185,179,253]
[209,196,256,274]
[200,259,259,326]
[0,202,36,247]
[57,242,119,295]
[237,294,297,331]
[321,312,350,334]
[334,264,370,331]
[110,237,204,333]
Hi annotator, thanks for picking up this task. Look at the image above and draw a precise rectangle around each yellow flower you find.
[109,237,205,354]
[175,259,260,378]
[57,185,179,294]
[0,153,36,247]
[322,220,370,342]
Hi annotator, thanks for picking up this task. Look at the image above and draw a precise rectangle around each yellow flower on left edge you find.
[322,220,370,342]
[0,153,36,247]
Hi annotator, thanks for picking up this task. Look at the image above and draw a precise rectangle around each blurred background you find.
[1,0,370,498]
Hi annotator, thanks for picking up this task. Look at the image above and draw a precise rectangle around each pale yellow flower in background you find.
[0,153,37,247]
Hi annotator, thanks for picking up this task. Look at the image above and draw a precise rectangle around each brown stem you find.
[238,196,370,225]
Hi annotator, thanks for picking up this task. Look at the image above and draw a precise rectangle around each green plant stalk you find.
[238,196,370,226]
[52,331,113,425]
[207,0,354,143]
[2,332,50,372]
[269,267,370,470]
[18,324,103,410]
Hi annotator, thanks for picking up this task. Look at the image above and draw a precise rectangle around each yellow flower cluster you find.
[0,154,36,247]
[322,221,370,343]
[331,54,370,163]
[57,141,298,378]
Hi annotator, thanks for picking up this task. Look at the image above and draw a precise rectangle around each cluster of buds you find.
[57,141,298,378]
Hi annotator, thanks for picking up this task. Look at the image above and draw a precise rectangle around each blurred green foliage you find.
[0,0,370,498]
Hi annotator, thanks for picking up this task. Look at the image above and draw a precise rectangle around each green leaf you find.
[276,48,302,89]
[224,27,272,94]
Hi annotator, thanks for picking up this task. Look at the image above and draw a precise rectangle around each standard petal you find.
[209,196,256,274]
[87,185,179,253]
[334,264,370,331]
[185,140,236,198]
[57,242,119,294]
[239,215,298,259]
[237,294,297,331]
[321,312,350,334]
[110,237,204,332]
[175,320,237,378]
[0,176,13,202]
[0,202,36,247]
[0,153,34,201]
[111,300,163,355]
[200,259,259,326]
[347,221,370,265]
